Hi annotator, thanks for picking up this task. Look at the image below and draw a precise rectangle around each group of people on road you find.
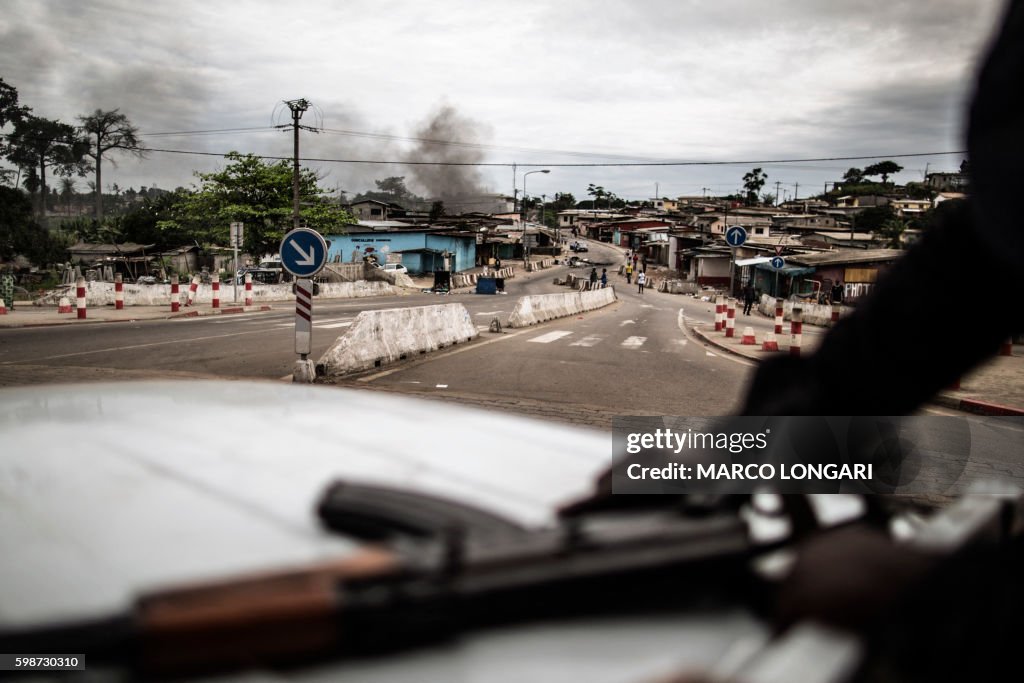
[624,250,647,293]
[588,268,608,289]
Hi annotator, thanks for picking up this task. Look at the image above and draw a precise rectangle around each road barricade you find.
[318,303,477,378]
[507,287,616,328]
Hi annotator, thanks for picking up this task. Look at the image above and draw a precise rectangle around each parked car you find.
[570,242,589,253]
[378,263,409,275]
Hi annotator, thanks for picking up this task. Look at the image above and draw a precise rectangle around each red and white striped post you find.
[762,331,780,352]
[0,298,6,315]
[76,277,87,319]
[725,299,736,338]
[58,296,72,314]
[170,275,180,313]
[211,274,220,309]
[185,274,200,307]
[244,272,253,306]
[1001,337,1014,356]
[790,307,803,357]
[831,304,840,326]
[741,326,756,345]
[714,295,724,332]
[114,273,124,310]
[774,299,784,335]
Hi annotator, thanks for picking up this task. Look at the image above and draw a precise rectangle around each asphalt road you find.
[0,242,752,423]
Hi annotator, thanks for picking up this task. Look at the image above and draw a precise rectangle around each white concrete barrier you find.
[756,294,849,327]
[507,287,616,327]
[318,303,477,377]
[35,280,396,307]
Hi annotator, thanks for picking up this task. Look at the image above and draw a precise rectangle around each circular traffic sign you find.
[770,256,786,269]
[725,226,748,247]
[280,227,328,277]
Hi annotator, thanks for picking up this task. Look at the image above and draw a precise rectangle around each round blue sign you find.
[725,226,747,247]
[771,256,786,269]
[280,228,328,277]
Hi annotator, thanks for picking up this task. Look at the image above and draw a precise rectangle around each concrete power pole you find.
[284,99,311,230]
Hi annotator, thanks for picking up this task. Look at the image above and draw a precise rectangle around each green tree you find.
[586,184,607,209]
[841,167,865,185]
[854,204,896,233]
[0,186,69,265]
[742,168,767,206]
[5,114,91,220]
[877,217,908,249]
[160,152,354,255]
[863,160,903,184]
[77,109,145,222]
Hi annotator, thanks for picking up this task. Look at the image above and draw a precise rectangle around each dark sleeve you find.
[742,0,1024,416]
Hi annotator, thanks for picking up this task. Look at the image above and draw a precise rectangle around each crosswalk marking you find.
[621,336,647,348]
[528,331,574,344]
[570,335,604,347]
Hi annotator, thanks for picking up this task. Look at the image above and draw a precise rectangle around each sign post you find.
[771,255,785,299]
[230,222,244,302]
[280,227,328,383]
[725,226,747,297]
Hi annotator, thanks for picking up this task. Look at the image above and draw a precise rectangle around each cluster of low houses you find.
[66,183,967,304]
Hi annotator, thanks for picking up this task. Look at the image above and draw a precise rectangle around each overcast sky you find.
[0,0,1008,205]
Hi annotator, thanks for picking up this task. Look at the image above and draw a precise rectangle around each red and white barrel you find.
[58,296,72,314]
[725,299,736,338]
[790,307,803,357]
[76,277,87,319]
[170,275,180,313]
[1001,337,1014,356]
[714,296,724,332]
[244,272,253,306]
[114,274,124,310]
[774,299,784,335]
[0,298,7,315]
[741,326,756,345]
[831,304,840,326]
[185,274,200,307]
[211,274,220,309]
[762,331,780,352]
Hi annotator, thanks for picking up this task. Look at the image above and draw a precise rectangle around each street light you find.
[522,169,550,264]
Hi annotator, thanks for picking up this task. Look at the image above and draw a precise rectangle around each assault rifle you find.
[0,483,813,678]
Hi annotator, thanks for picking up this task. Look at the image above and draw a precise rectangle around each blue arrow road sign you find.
[771,256,786,269]
[725,226,747,247]
[280,228,328,277]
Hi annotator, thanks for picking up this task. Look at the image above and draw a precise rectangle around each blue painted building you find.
[324,225,478,274]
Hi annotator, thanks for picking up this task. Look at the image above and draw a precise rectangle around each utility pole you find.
[775,181,782,207]
[283,99,311,230]
[793,182,799,201]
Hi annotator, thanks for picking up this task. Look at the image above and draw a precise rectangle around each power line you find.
[128,145,968,168]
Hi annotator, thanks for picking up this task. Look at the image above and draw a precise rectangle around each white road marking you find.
[436,384,448,388]
[622,336,647,348]
[319,321,353,329]
[706,351,718,357]
[570,335,604,347]
[528,331,574,344]
[620,320,636,326]
[210,316,259,323]
[474,311,505,316]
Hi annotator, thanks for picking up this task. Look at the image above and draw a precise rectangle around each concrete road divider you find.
[318,303,477,377]
[507,286,616,328]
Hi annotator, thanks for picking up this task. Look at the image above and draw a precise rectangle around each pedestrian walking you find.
[625,262,633,284]
[742,283,756,315]
[589,267,598,289]
[600,269,608,288]
[637,270,646,294]
[641,255,648,272]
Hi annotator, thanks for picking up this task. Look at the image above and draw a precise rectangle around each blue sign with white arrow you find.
[770,256,786,269]
[280,227,328,277]
[725,226,747,247]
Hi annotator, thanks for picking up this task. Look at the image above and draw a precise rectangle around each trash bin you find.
[476,277,497,295]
